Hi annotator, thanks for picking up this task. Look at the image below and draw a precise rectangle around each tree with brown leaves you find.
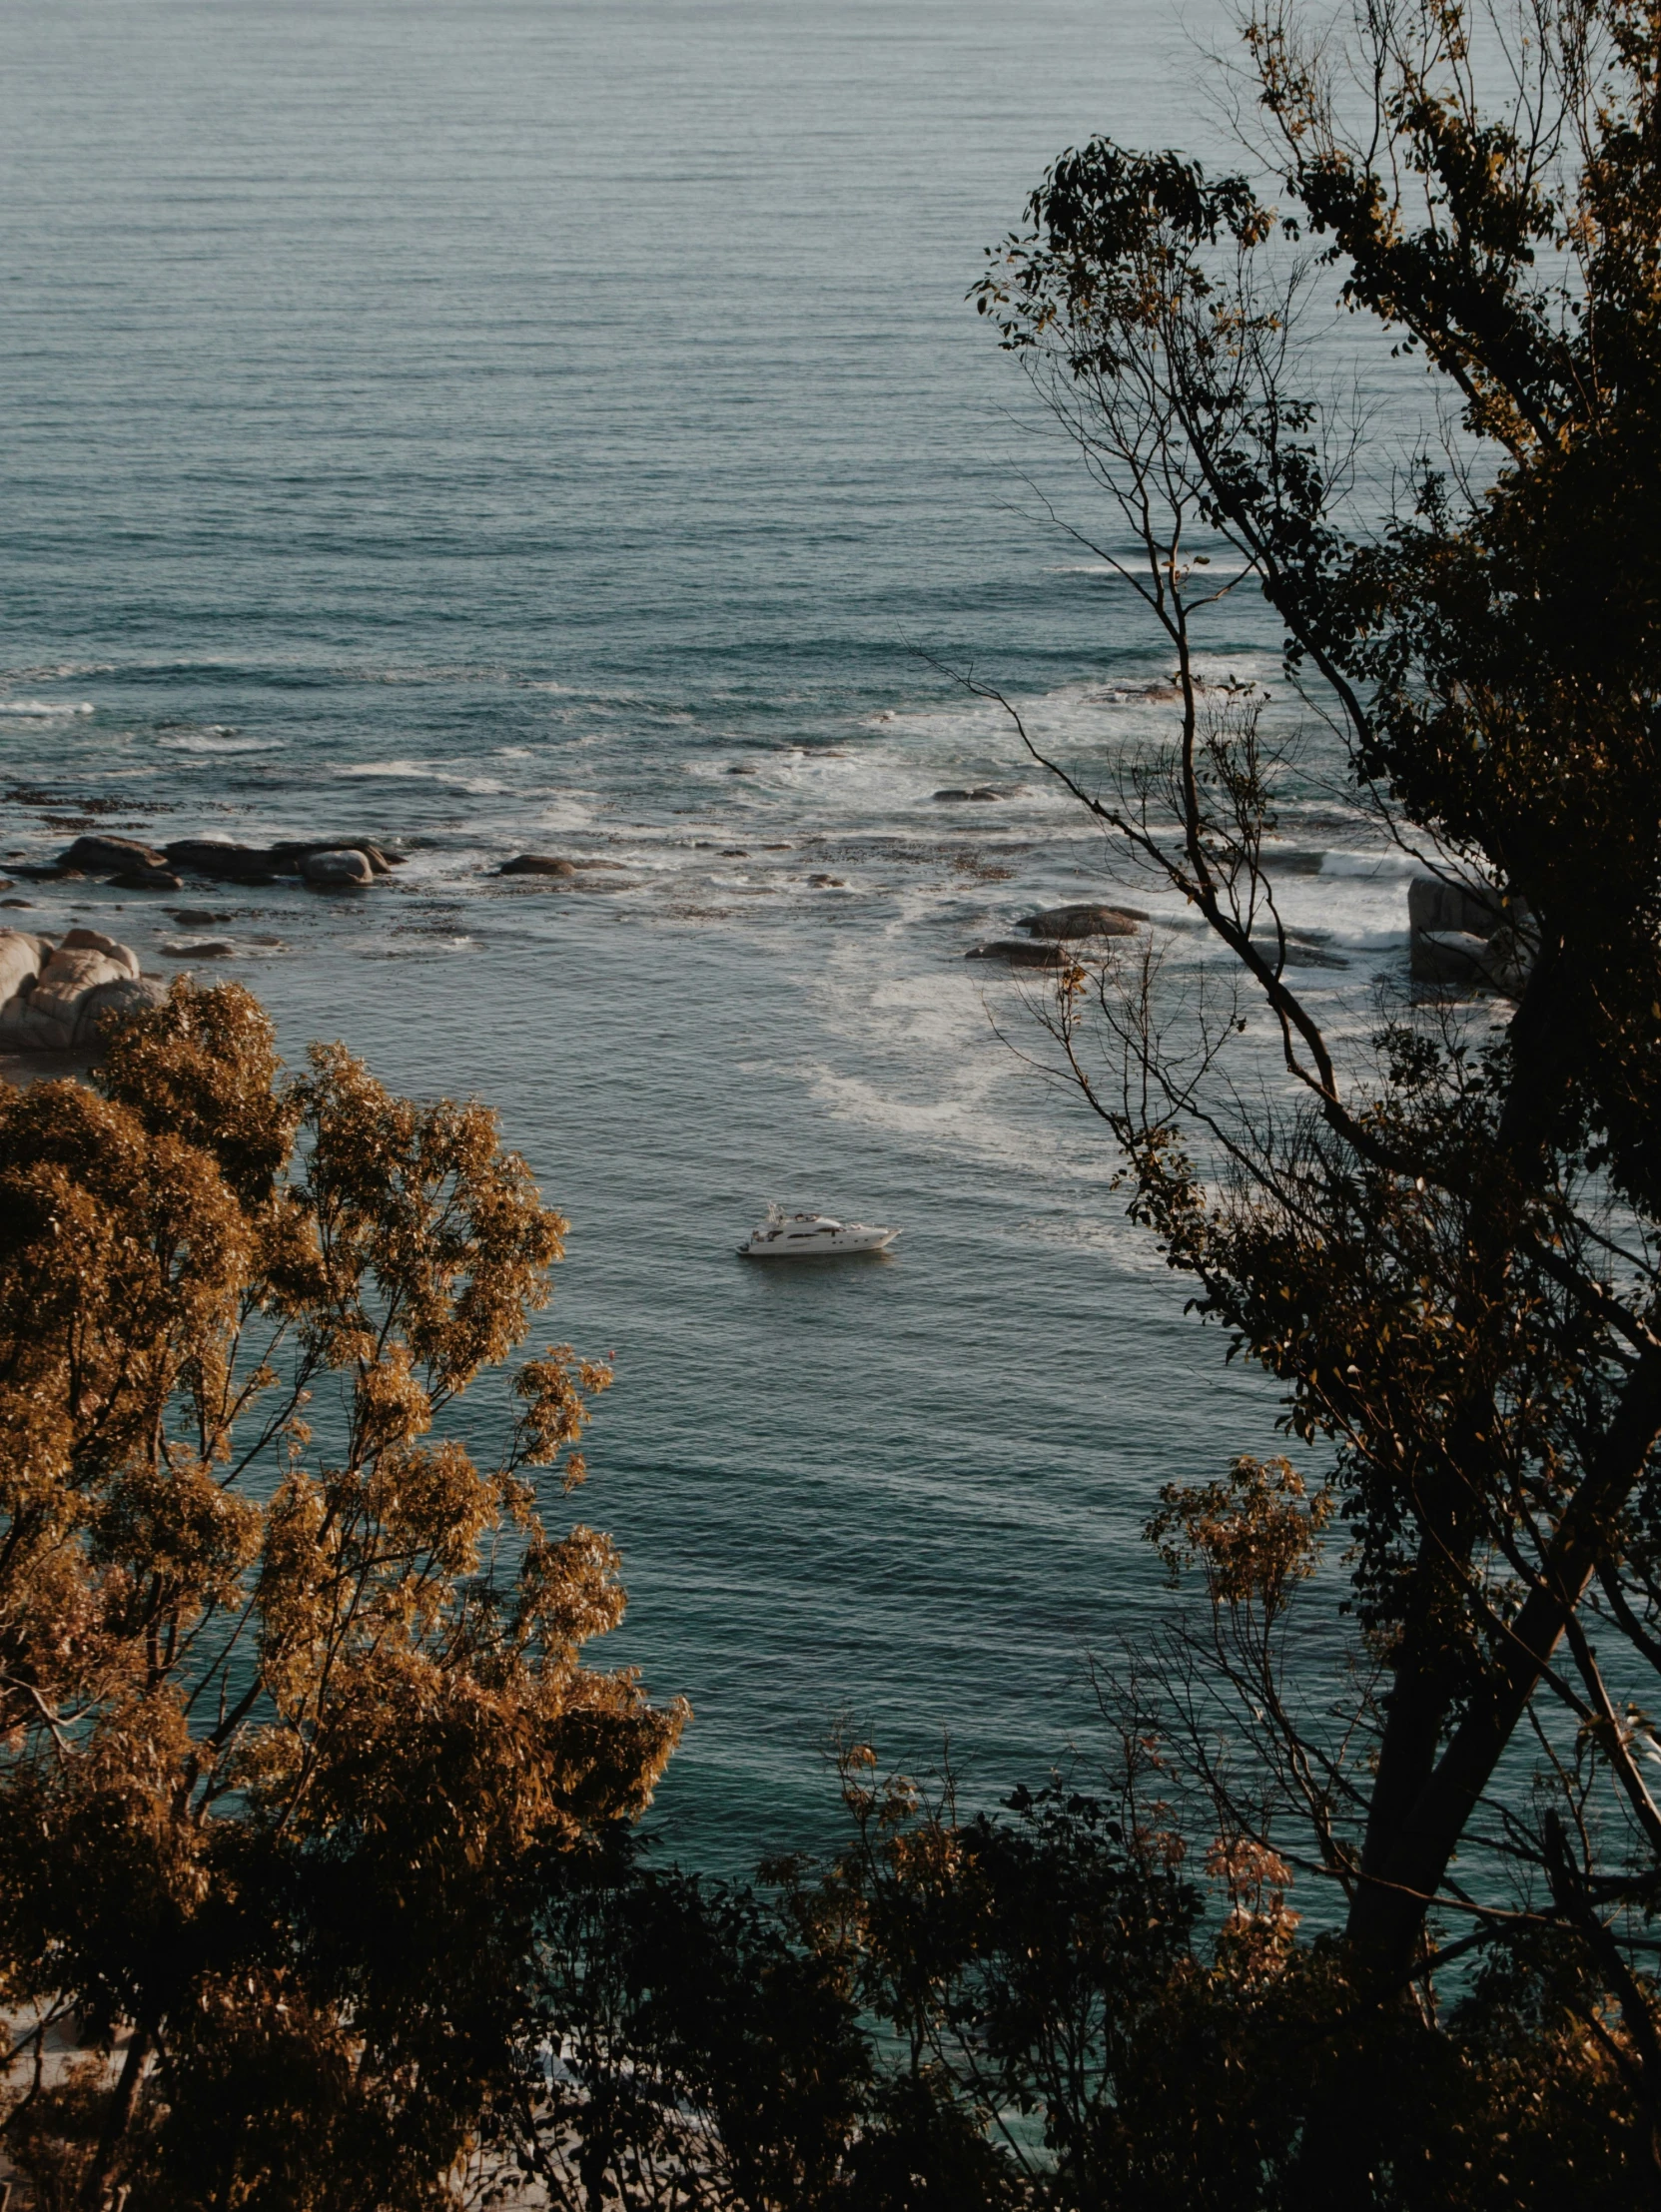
[963,0,1661,2184]
[0,982,683,2211]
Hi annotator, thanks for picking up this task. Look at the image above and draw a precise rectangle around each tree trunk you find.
[78,2017,151,2212]
[1349,1342,1661,1971]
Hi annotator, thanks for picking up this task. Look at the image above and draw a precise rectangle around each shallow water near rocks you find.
[0,0,1426,1867]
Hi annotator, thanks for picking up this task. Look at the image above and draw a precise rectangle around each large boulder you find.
[72,976,167,1047]
[1411,929,1494,988]
[59,928,140,979]
[0,996,68,1052]
[1411,929,1531,995]
[2,949,126,1051]
[1407,873,1534,995]
[111,869,184,892]
[163,840,282,882]
[0,931,48,1008]
[270,839,397,875]
[158,837,396,884]
[300,848,375,888]
[966,940,1071,968]
[1250,932,1350,970]
[0,931,147,1052]
[57,834,169,875]
[28,950,137,1046]
[499,854,577,877]
[1407,873,1507,940]
[1017,903,1146,940]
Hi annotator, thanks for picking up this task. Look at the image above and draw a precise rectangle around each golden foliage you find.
[0,982,684,2209]
[1147,1454,1333,1621]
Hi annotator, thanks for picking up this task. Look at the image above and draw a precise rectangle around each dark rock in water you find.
[163,940,236,959]
[966,939,1071,968]
[1087,679,1183,704]
[1407,872,1507,941]
[163,836,397,885]
[807,873,847,888]
[500,854,577,877]
[166,909,235,927]
[1407,873,1534,996]
[1018,903,1146,940]
[1411,928,1530,996]
[933,785,1023,803]
[0,899,33,910]
[164,840,281,883]
[269,838,399,875]
[111,868,183,892]
[1250,935,1350,970]
[300,848,375,888]
[1261,848,1327,876]
[13,864,79,881]
[58,833,168,875]
[1411,929,1497,988]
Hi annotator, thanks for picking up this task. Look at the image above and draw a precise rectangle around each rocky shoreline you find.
[23,833,406,894]
[0,801,1533,1066]
[964,875,1532,1000]
[0,830,414,1062]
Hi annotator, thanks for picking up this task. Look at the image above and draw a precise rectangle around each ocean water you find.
[0,0,1421,1866]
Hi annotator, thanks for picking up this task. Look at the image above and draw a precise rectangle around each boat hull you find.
[737,1228,899,1258]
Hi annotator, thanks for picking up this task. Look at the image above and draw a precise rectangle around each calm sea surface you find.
[0,0,1419,1865]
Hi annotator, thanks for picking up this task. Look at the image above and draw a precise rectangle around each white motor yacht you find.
[738,1202,899,1258]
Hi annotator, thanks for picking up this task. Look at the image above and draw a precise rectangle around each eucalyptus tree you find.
[0,982,684,2211]
[970,0,1661,2117]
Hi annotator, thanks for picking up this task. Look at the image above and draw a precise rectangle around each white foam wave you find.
[336,759,508,796]
[0,699,93,717]
[158,732,283,755]
[0,664,114,683]
[1319,850,1423,880]
[345,665,514,687]
[528,797,599,830]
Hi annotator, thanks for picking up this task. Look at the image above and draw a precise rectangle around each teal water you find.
[0,0,1413,1864]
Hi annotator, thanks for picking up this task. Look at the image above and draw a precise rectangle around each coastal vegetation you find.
[6,0,1661,2202]
[964,0,1661,2188]
[0,984,681,2207]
